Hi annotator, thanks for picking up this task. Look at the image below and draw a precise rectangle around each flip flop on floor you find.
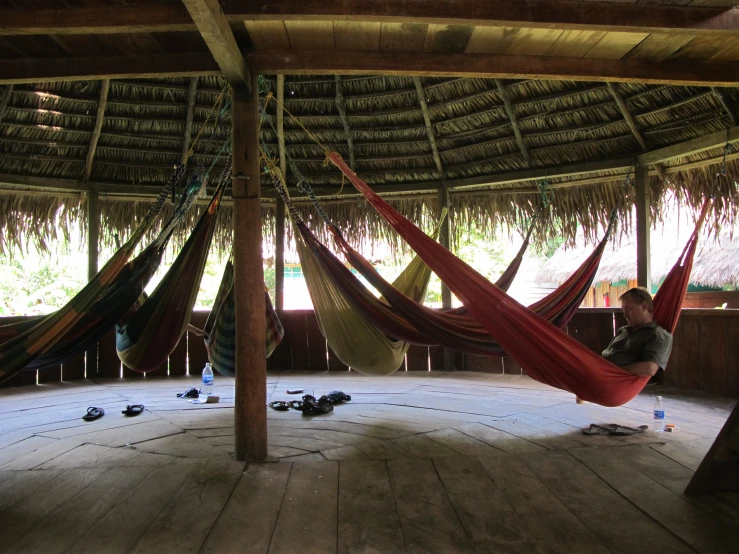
[122,404,145,417]
[326,390,352,404]
[82,407,105,421]
[269,401,290,411]
[176,387,200,398]
[582,423,648,436]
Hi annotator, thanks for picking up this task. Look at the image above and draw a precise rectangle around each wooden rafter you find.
[2,1,738,36]
[247,50,739,88]
[182,0,250,89]
[495,79,530,167]
[711,87,737,127]
[607,81,668,181]
[83,79,110,183]
[413,77,444,180]
[0,84,12,124]
[0,54,218,85]
[334,76,355,171]
[638,125,739,165]
[181,77,199,164]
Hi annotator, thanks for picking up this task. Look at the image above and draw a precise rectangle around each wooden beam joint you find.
[414,77,444,180]
[495,79,530,167]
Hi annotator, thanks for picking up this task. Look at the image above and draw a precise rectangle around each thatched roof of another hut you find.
[537,220,739,288]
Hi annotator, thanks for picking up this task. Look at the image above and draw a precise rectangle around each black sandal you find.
[326,390,352,404]
[177,387,200,398]
[122,404,145,417]
[288,400,304,411]
[269,401,290,411]
[82,407,105,421]
[300,394,334,416]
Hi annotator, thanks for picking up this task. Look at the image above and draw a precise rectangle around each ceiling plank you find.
[247,49,739,87]
[2,1,738,36]
[0,53,219,85]
[182,0,251,89]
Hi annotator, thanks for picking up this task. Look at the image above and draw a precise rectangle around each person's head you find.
[619,287,654,327]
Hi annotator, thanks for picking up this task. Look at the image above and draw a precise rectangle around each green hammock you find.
[116,168,228,373]
[195,261,284,377]
[0,166,186,383]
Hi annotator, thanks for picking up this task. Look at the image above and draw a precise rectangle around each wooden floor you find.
[1,371,738,554]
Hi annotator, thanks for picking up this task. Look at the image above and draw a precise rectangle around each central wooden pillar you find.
[635,164,651,289]
[232,77,267,462]
[438,186,455,370]
[275,74,286,312]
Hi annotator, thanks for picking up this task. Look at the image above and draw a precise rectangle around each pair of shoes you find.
[122,405,145,417]
[177,387,200,398]
[268,401,290,411]
[299,394,334,416]
[326,390,351,404]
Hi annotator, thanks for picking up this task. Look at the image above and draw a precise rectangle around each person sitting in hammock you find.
[601,288,673,377]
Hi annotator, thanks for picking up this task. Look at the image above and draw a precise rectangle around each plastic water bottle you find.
[202,363,214,397]
[653,396,665,432]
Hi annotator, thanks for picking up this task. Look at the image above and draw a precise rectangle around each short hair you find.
[619,287,654,313]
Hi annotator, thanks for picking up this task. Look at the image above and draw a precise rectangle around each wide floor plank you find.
[269,462,339,554]
[338,460,405,554]
[388,458,476,554]
[201,463,291,554]
[70,460,200,554]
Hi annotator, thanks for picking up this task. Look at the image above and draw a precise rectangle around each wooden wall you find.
[682,291,739,309]
[2,308,738,398]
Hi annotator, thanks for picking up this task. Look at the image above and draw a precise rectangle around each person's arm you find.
[619,361,660,377]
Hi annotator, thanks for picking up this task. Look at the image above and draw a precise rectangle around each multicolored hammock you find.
[116,168,228,373]
[271,166,530,374]
[197,260,284,377]
[0,166,187,383]
[328,152,709,406]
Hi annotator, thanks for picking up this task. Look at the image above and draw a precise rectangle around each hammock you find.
[197,260,284,377]
[272,167,529,374]
[0,166,185,383]
[116,169,228,373]
[329,152,709,406]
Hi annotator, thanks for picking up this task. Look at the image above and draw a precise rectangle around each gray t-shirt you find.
[602,321,673,370]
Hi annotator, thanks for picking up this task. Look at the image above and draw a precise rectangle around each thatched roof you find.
[537,221,739,288]
[1,75,739,254]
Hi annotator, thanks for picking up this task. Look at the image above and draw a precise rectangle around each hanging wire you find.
[537,171,554,208]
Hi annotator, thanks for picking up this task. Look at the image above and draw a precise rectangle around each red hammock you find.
[329,152,709,407]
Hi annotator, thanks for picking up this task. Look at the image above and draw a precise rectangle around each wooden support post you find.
[83,79,110,182]
[275,74,286,311]
[180,77,198,164]
[87,191,99,280]
[635,164,651,289]
[232,76,267,462]
[438,186,455,371]
[334,75,355,170]
[495,79,530,167]
[0,84,12,123]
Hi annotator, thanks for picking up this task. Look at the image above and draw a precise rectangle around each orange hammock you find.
[328,152,710,407]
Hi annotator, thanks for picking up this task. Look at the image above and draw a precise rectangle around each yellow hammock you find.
[294,216,444,376]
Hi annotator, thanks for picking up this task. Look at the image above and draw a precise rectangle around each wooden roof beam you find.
[248,50,739,88]
[413,77,444,180]
[711,87,737,127]
[182,0,250,90]
[83,79,110,183]
[2,1,738,36]
[181,77,199,164]
[606,81,668,181]
[0,84,12,124]
[0,54,219,85]
[334,76,355,171]
[638,125,739,165]
[495,79,530,167]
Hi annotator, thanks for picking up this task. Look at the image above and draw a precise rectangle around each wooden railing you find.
[2,308,738,398]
